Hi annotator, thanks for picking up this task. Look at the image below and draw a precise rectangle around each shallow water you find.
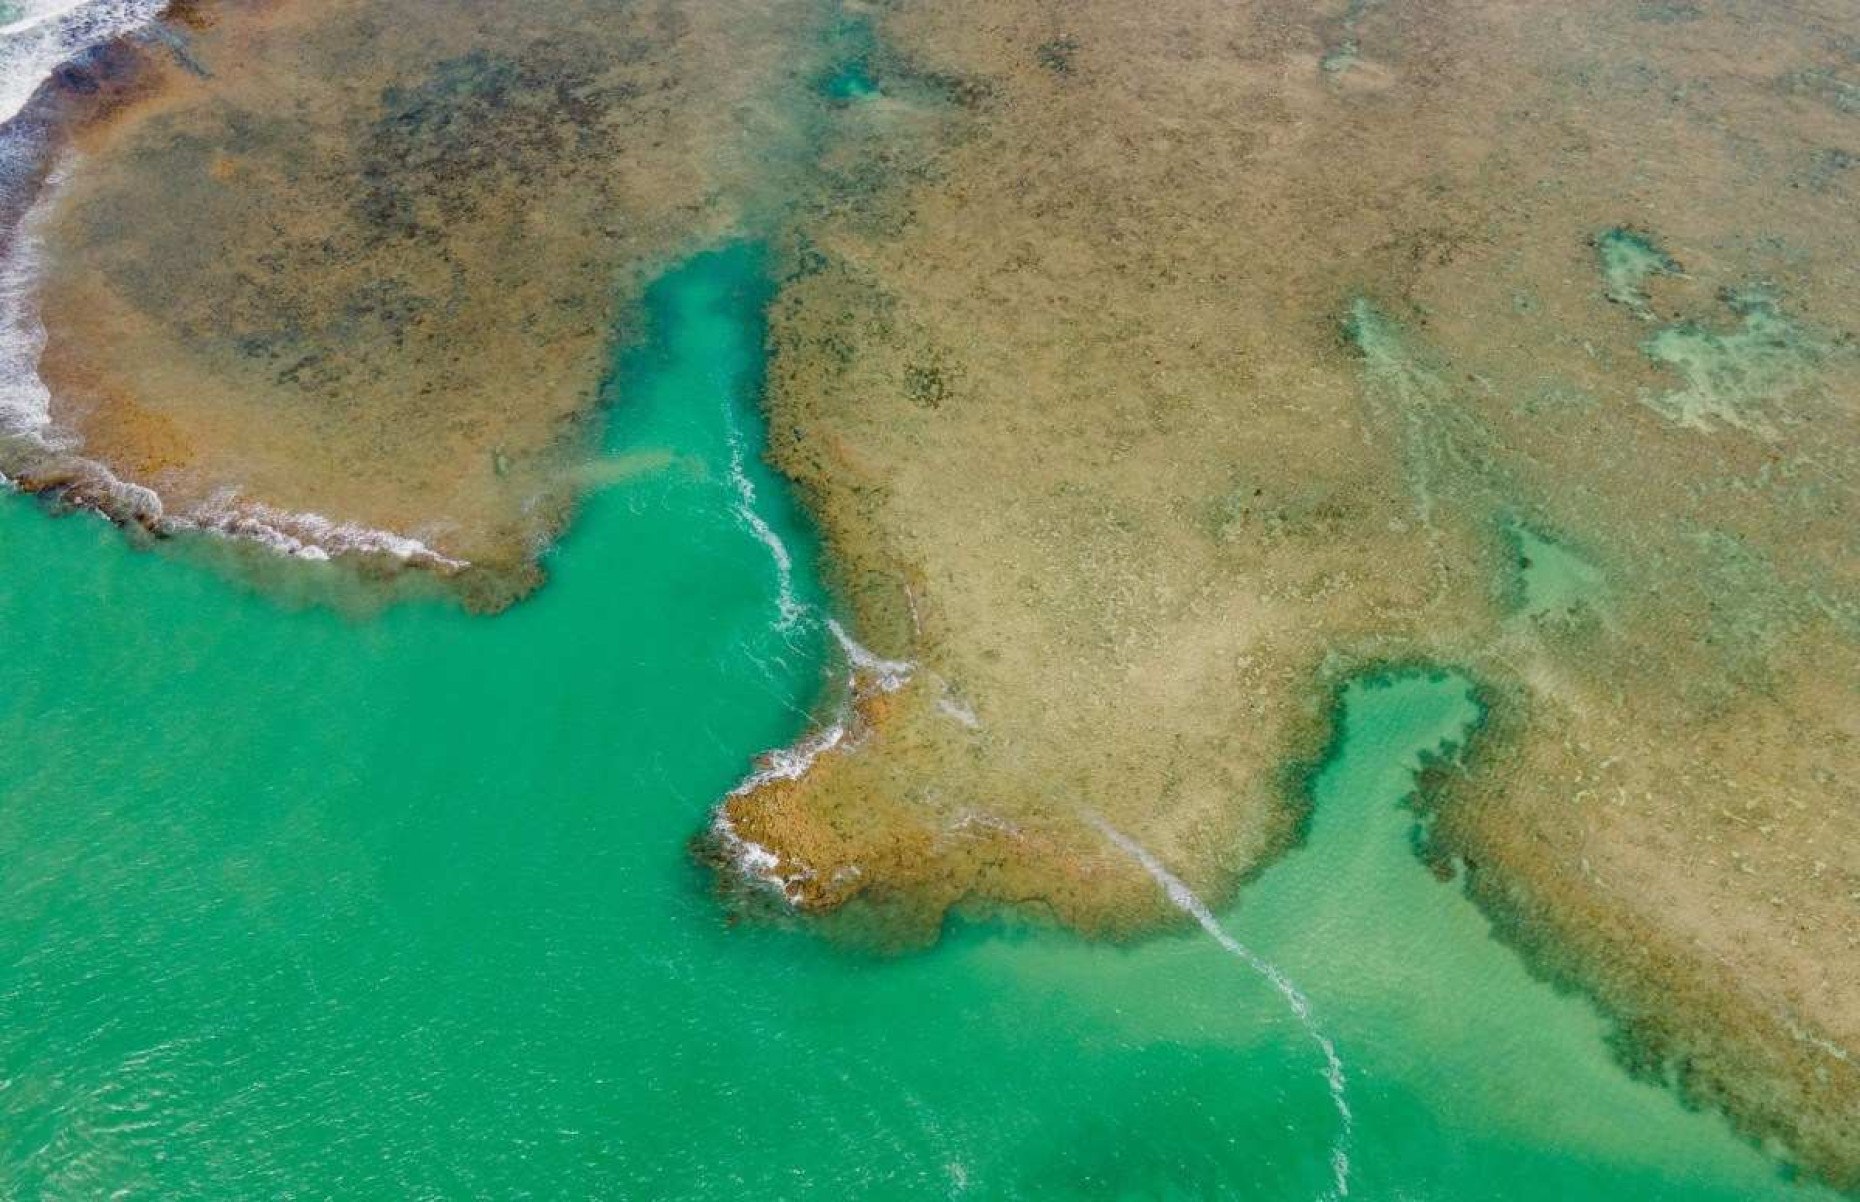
[1505,520,1605,624]
[0,245,1835,1197]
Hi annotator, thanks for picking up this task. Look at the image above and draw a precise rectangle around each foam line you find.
[709,721,849,900]
[708,807,799,901]
[1091,815,1353,1201]
[708,620,916,899]
[723,431,805,628]
[825,616,913,693]
[0,0,166,130]
[0,153,64,438]
[727,721,847,797]
[185,492,468,571]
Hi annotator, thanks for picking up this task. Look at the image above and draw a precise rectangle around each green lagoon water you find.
[0,247,1837,1198]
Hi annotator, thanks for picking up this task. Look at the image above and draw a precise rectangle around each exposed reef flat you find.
[1,0,828,605]
[7,0,1860,1187]
[714,0,1860,1185]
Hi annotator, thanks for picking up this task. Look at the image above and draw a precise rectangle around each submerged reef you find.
[0,0,833,605]
[5,0,1860,1188]
[712,0,1860,1187]
[1639,287,1830,434]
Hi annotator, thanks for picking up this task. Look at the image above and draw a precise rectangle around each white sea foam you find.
[0,153,63,439]
[728,721,847,797]
[711,724,848,902]
[708,808,793,897]
[722,432,916,690]
[724,434,804,629]
[826,616,913,693]
[698,376,927,902]
[184,492,469,571]
[1091,816,1354,1201]
[705,606,917,900]
[79,457,160,518]
[0,0,165,130]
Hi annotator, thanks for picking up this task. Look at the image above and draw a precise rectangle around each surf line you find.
[0,0,169,131]
[708,617,913,899]
[0,159,468,571]
[1090,815,1354,1201]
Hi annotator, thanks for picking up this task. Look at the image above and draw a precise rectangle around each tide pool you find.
[0,249,1830,1198]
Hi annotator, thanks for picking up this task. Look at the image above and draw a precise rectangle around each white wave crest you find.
[0,153,64,439]
[705,604,916,901]
[708,808,797,900]
[712,723,847,903]
[724,434,804,629]
[0,0,170,434]
[1091,816,1354,1201]
[728,721,847,797]
[0,0,166,130]
[826,616,912,693]
[704,612,915,902]
[185,492,468,571]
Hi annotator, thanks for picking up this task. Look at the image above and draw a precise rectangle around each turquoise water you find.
[0,249,1833,1198]
[1641,287,1823,433]
[817,17,881,103]
[1504,520,1606,625]
[821,58,880,103]
[1596,227,1681,313]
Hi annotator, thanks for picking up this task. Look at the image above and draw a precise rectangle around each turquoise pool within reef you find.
[0,248,1835,1198]
[1596,226,1682,314]
[821,56,880,102]
[816,14,882,103]
[1503,518,1607,625]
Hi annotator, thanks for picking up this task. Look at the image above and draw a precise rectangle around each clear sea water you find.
[0,246,1836,1198]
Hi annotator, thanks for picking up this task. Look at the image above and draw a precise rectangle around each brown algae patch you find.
[701,0,1860,1185]
[8,0,831,604]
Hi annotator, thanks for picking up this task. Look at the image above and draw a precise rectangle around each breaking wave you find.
[0,0,165,130]
[186,492,468,571]
[0,150,60,439]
